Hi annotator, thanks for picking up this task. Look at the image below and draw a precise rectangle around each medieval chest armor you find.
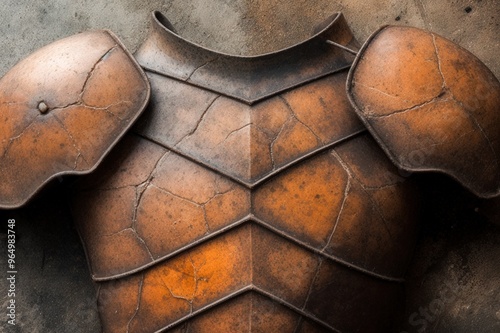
[69,11,500,332]
[72,12,423,333]
[1,9,499,333]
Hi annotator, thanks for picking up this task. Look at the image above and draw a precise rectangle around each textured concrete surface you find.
[0,1,499,332]
[398,175,500,333]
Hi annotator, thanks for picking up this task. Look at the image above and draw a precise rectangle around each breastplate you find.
[72,12,420,332]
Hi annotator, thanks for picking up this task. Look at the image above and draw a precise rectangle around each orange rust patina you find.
[72,12,423,332]
[347,26,500,198]
[0,30,149,209]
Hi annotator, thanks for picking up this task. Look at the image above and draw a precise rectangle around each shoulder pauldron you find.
[347,25,500,198]
[0,30,150,208]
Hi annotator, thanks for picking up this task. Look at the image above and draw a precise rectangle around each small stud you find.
[38,101,49,114]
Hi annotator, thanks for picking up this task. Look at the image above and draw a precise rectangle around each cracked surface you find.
[75,127,420,331]
[73,134,251,279]
[122,225,252,333]
[326,137,421,276]
[167,292,316,333]
[135,11,357,104]
[72,46,422,330]
[135,71,364,185]
[75,134,419,280]
[94,223,408,332]
[72,25,429,331]
[74,71,416,281]
[348,25,500,197]
[254,135,421,278]
[0,30,149,208]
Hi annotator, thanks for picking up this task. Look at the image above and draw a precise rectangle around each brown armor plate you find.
[135,11,356,105]
[133,12,360,186]
[347,26,500,198]
[72,12,421,332]
[0,30,150,209]
[75,132,419,332]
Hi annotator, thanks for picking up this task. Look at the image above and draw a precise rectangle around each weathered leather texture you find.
[72,13,421,332]
[347,25,500,198]
[135,12,355,105]
[0,30,150,209]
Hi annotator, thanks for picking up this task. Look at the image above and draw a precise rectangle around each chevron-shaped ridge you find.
[98,223,402,333]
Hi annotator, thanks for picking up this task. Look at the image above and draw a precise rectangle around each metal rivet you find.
[38,101,49,114]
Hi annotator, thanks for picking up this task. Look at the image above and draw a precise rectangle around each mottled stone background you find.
[0,1,499,332]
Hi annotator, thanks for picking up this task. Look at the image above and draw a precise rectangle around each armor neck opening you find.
[136,11,358,104]
[152,10,346,58]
